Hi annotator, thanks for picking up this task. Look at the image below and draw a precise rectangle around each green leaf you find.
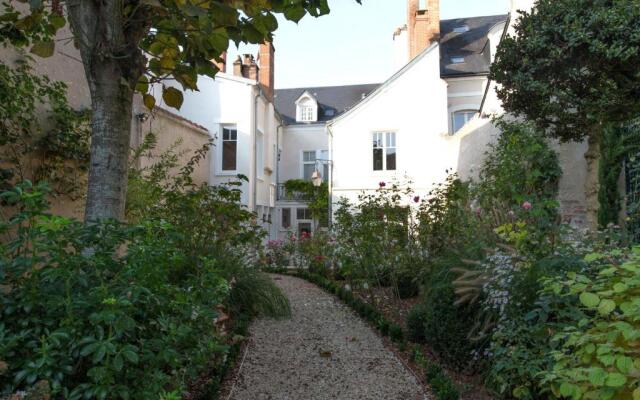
[615,356,633,374]
[604,372,626,387]
[597,299,616,315]
[49,14,66,29]
[113,354,123,371]
[633,387,640,400]
[122,350,139,364]
[284,6,306,23]
[162,86,183,109]
[30,40,54,57]
[143,94,156,110]
[613,283,628,293]
[580,292,600,308]
[588,368,606,387]
[559,382,577,397]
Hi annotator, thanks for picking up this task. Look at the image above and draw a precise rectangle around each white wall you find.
[330,44,450,206]
[153,72,280,239]
[278,124,328,183]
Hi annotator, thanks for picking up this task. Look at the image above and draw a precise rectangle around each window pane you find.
[373,132,382,148]
[323,163,329,182]
[282,208,291,228]
[223,128,230,140]
[373,148,383,171]
[222,141,237,170]
[297,208,311,220]
[453,110,476,133]
[303,164,315,180]
[386,132,396,147]
[386,148,396,171]
[303,151,316,162]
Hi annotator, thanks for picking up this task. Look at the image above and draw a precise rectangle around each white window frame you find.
[301,150,317,181]
[218,124,238,175]
[372,131,397,172]
[300,105,314,122]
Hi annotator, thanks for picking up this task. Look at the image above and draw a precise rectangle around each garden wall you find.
[456,116,589,228]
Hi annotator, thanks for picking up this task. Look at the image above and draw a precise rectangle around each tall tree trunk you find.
[584,126,603,231]
[84,63,134,222]
[66,1,147,222]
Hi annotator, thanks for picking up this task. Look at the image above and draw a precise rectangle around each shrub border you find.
[268,268,459,400]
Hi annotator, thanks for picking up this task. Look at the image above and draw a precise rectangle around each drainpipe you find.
[252,86,263,212]
[326,123,334,227]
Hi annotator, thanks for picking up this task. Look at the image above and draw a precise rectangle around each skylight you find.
[453,25,470,33]
[451,56,465,64]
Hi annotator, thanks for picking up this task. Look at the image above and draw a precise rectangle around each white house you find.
[153,43,283,240]
[273,84,378,238]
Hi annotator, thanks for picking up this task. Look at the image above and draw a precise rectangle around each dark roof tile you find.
[274,84,380,125]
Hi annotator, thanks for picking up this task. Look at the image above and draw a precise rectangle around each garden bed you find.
[349,285,493,400]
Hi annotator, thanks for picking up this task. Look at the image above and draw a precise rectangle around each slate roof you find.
[274,14,508,125]
[274,83,380,125]
[440,14,508,77]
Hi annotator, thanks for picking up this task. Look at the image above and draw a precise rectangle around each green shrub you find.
[539,248,640,400]
[407,303,429,343]
[395,272,420,299]
[378,319,390,336]
[389,324,404,343]
[423,276,481,370]
[0,178,286,399]
[228,271,291,318]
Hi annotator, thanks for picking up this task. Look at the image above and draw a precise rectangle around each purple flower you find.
[379,181,386,188]
[413,196,420,203]
[522,201,532,210]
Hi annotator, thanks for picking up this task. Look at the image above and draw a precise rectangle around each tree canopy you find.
[491,0,640,141]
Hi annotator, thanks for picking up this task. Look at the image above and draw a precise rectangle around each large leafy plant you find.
[540,248,640,400]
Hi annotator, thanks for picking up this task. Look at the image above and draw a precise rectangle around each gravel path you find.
[229,274,427,400]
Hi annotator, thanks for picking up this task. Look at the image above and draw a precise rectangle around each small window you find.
[302,150,317,180]
[453,25,469,33]
[256,131,264,178]
[324,109,335,117]
[300,105,314,121]
[452,110,477,133]
[372,132,396,171]
[451,56,465,64]
[222,127,237,171]
[282,208,291,229]
[297,208,312,220]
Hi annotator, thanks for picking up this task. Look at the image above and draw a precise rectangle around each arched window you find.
[452,110,477,133]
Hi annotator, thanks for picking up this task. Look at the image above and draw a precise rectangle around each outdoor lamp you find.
[311,169,323,187]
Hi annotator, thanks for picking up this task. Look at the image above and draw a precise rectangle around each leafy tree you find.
[0,0,359,221]
[490,0,640,230]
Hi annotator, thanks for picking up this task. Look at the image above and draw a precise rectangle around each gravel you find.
[229,274,427,400]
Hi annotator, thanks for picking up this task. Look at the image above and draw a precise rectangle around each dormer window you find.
[295,91,318,123]
[300,104,314,121]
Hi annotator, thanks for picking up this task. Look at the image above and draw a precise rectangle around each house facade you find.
[153,43,282,240]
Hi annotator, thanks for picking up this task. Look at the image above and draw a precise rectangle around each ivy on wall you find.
[598,119,640,237]
[283,179,329,225]
[0,59,90,198]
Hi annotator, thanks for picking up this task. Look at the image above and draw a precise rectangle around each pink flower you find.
[522,201,532,210]
[413,195,420,203]
[379,181,386,188]
[475,207,482,216]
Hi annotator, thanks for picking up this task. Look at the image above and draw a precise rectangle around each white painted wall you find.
[278,124,328,182]
[153,72,280,239]
[329,44,450,207]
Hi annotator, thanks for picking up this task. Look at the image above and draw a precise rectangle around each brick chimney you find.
[233,55,243,77]
[407,0,440,61]
[258,42,275,102]
[213,51,227,73]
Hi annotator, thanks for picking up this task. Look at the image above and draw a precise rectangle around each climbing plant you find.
[283,179,329,225]
[0,60,90,198]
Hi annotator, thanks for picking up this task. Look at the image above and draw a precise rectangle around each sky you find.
[227,0,509,89]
